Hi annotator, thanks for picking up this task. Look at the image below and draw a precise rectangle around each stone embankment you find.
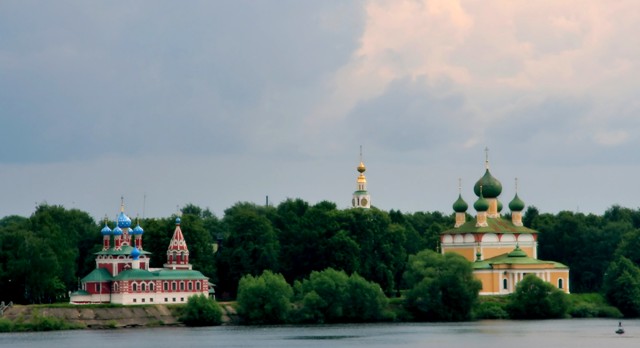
[3,305,180,328]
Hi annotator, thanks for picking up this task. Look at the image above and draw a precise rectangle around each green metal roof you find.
[95,245,152,256]
[70,290,90,296]
[112,268,208,281]
[81,268,113,282]
[473,249,569,269]
[442,216,537,235]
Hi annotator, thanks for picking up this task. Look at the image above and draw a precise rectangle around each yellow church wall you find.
[442,247,475,261]
[548,270,570,293]
[474,271,499,294]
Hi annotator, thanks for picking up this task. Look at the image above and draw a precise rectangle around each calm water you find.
[0,319,636,348]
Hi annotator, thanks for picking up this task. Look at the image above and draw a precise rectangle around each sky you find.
[2,0,640,220]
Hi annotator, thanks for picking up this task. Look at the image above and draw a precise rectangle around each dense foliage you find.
[237,270,293,324]
[3,199,640,319]
[179,294,223,326]
[507,274,569,319]
[403,250,481,321]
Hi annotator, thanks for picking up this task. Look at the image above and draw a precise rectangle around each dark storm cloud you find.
[346,76,473,155]
[0,1,365,163]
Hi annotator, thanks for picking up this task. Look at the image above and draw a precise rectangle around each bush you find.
[568,293,622,318]
[236,271,293,324]
[403,251,481,321]
[507,275,569,319]
[473,301,509,319]
[180,294,223,327]
[292,268,389,323]
[602,256,640,317]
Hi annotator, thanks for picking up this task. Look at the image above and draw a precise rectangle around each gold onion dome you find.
[473,169,502,198]
[452,194,468,213]
[357,161,366,173]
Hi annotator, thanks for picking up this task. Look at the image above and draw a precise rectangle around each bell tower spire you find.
[352,146,371,209]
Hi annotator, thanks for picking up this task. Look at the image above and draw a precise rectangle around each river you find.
[0,319,636,348]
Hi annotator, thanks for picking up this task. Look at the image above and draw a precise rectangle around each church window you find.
[188,282,193,291]
[150,298,153,302]
[164,282,168,291]
[141,298,145,303]
[196,282,201,291]
[503,278,508,290]
[150,283,155,292]
[172,282,177,291]
[114,283,119,292]
[180,282,185,291]
[141,283,146,292]
[558,278,564,289]
[133,298,137,303]
[132,283,138,292]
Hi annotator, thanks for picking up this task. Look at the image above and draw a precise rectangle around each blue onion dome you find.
[473,169,502,198]
[131,246,141,260]
[132,224,144,235]
[175,217,181,225]
[117,211,132,228]
[452,194,468,213]
[112,226,123,236]
[497,199,503,212]
[101,223,112,236]
[509,193,525,212]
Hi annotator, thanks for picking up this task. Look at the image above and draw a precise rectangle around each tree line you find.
[1,200,640,317]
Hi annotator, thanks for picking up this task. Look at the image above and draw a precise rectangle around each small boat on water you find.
[616,322,624,335]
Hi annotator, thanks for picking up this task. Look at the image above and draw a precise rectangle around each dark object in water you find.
[616,322,624,335]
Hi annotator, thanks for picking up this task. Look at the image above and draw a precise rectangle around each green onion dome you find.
[509,193,525,212]
[473,169,502,198]
[508,245,527,257]
[452,194,468,213]
[497,199,503,212]
[474,195,489,212]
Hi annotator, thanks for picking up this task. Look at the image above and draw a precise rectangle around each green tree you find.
[216,202,280,298]
[180,294,223,326]
[293,268,388,323]
[602,256,640,317]
[507,274,569,319]
[403,250,481,321]
[236,270,293,324]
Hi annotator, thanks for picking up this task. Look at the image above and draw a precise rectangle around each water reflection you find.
[0,319,637,348]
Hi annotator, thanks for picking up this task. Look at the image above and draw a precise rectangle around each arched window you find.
[558,278,564,289]
[141,283,146,292]
[172,282,177,291]
[196,282,201,291]
[164,282,169,291]
[188,282,193,291]
[150,283,155,292]
[114,283,119,292]
[503,278,508,290]
[180,282,185,291]
[132,283,138,292]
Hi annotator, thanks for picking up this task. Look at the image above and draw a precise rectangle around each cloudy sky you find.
[2,0,640,220]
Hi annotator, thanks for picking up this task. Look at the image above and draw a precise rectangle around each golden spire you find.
[120,196,125,212]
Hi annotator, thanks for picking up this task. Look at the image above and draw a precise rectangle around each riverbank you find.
[0,303,238,331]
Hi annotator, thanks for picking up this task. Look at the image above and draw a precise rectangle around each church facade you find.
[70,202,211,305]
[441,154,570,295]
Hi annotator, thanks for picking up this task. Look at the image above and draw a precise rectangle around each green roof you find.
[113,269,157,281]
[81,268,113,282]
[70,290,90,296]
[442,216,537,235]
[113,268,208,281]
[473,249,569,269]
[95,245,152,256]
